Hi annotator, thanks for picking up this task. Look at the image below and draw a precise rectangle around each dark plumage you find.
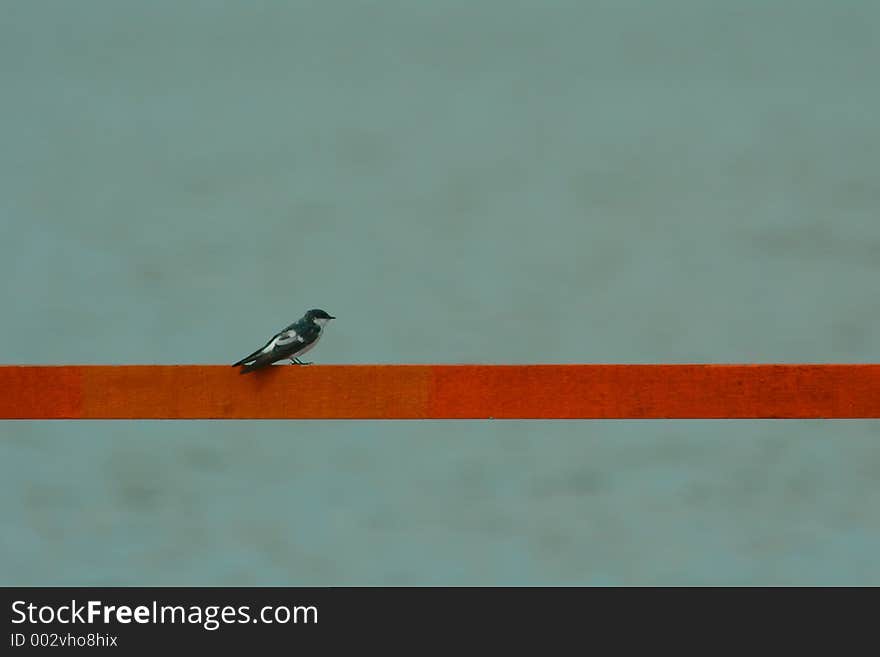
[233,309,335,374]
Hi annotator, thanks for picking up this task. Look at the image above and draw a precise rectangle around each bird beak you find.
[329,316,336,320]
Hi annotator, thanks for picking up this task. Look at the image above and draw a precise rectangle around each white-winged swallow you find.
[233,308,336,374]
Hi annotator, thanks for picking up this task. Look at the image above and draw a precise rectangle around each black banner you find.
[2,587,848,650]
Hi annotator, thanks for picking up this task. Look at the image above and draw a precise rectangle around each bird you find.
[233,308,336,374]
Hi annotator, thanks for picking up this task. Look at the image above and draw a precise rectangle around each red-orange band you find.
[1,364,877,419]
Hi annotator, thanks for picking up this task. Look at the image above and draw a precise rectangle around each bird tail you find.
[237,353,275,374]
[238,362,262,374]
[232,350,262,367]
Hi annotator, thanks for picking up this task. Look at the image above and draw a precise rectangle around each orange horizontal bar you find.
[0,364,878,419]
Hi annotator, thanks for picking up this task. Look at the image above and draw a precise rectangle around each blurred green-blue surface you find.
[2,1,879,585]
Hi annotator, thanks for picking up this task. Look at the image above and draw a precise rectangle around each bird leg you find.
[291,357,313,365]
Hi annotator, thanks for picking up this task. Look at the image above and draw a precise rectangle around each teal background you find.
[2,2,879,585]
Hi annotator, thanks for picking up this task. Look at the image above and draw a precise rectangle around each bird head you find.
[305,308,336,326]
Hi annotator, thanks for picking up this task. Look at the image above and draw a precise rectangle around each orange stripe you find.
[0,364,877,419]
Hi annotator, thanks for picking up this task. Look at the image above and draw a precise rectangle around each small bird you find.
[233,308,336,374]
